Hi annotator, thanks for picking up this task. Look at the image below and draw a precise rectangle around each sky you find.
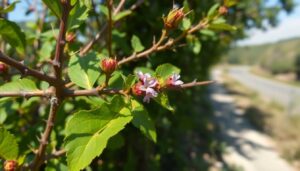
[7,0,300,46]
[236,0,300,46]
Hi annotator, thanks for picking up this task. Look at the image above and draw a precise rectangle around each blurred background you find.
[4,0,300,170]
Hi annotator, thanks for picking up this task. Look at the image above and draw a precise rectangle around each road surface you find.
[228,66,300,115]
[210,69,295,171]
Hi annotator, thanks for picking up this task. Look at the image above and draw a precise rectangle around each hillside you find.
[226,38,300,74]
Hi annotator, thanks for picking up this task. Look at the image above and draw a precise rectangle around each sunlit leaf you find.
[64,96,132,171]
[0,127,18,160]
[68,52,100,89]
[131,35,145,52]
[0,19,26,54]
[42,0,62,18]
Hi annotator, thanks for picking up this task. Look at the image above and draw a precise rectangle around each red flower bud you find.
[4,160,17,171]
[100,58,118,74]
[0,62,8,74]
[132,82,143,96]
[219,6,228,15]
[66,32,76,43]
[163,7,185,30]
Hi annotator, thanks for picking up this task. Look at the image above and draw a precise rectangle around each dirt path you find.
[209,69,295,171]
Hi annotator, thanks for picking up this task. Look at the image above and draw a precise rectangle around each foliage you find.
[0,0,295,170]
[226,38,300,74]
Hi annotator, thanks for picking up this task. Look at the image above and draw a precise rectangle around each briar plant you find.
[0,0,236,170]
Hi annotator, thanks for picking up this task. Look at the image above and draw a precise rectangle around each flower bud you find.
[4,160,17,171]
[66,32,76,43]
[219,6,228,15]
[132,82,143,96]
[100,58,118,74]
[163,7,185,30]
[0,62,8,74]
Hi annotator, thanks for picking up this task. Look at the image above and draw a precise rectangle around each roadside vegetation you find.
[225,38,300,84]
[222,70,300,169]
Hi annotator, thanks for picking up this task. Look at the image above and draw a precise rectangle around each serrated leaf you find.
[0,78,38,92]
[131,99,157,142]
[68,52,100,89]
[209,23,237,31]
[42,0,62,18]
[154,92,174,112]
[0,0,20,13]
[68,1,90,30]
[131,35,145,52]
[0,127,19,160]
[113,10,132,21]
[0,18,26,54]
[64,96,132,171]
[155,63,180,79]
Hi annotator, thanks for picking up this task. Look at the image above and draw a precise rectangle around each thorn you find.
[51,60,61,67]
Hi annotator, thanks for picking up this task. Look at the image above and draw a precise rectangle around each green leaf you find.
[0,78,38,92]
[0,127,19,160]
[113,10,132,21]
[68,52,100,89]
[0,18,26,54]
[207,3,220,19]
[180,18,191,30]
[64,96,132,171]
[123,75,137,91]
[99,4,108,17]
[0,1,20,13]
[209,23,237,31]
[134,67,155,75]
[155,63,180,79]
[68,1,90,31]
[38,41,55,62]
[42,0,62,18]
[154,92,174,112]
[131,99,157,142]
[187,36,202,54]
[131,35,145,52]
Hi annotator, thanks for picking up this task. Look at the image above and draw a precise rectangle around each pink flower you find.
[135,71,159,103]
[167,73,183,86]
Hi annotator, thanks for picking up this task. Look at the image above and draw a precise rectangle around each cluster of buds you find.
[0,62,8,74]
[163,7,185,30]
[218,6,228,15]
[4,160,17,171]
[132,72,184,103]
[100,58,118,75]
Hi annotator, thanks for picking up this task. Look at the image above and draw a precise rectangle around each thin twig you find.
[0,51,59,85]
[0,89,53,98]
[52,0,71,79]
[79,0,140,56]
[118,20,209,65]
[106,0,113,56]
[31,96,60,171]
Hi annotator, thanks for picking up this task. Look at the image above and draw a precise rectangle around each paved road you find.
[209,69,295,171]
[228,66,300,115]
